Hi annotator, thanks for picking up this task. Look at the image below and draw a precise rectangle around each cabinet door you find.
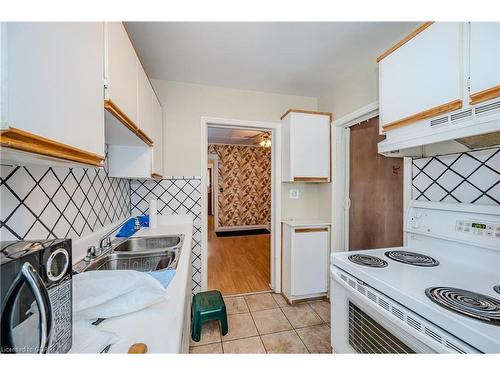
[152,92,163,176]
[292,113,330,180]
[292,228,329,296]
[469,22,500,103]
[379,23,463,130]
[105,22,138,124]
[6,22,105,157]
[137,60,153,138]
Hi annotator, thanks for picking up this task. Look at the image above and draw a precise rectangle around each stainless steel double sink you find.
[75,235,184,273]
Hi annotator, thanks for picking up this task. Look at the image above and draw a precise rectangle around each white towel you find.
[73,270,165,321]
[69,320,119,354]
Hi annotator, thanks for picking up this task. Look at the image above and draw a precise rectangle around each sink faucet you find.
[98,217,131,250]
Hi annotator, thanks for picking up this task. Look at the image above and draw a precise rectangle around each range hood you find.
[378,99,500,158]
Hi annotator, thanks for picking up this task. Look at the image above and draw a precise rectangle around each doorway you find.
[348,116,403,250]
[201,119,282,296]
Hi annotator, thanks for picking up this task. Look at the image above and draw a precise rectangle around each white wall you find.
[281,183,331,221]
[318,63,378,119]
[152,79,318,176]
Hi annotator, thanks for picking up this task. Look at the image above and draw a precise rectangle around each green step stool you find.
[191,290,228,342]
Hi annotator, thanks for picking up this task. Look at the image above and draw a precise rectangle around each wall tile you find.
[0,153,131,241]
[412,148,499,205]
[130,177,202,294]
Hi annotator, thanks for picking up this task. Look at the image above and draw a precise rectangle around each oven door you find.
[330,267,478,354]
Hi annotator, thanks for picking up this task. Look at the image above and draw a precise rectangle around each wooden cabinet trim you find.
[376,22,435,63]
[294,227,329,233]
[104,99,154,146]
[136,128,154,145]
[293,177,330,182]
[151,173,163,180]
[469,85,500,105]
[382,99,463,132]
[0,127,105,167]
[280,109,333,123]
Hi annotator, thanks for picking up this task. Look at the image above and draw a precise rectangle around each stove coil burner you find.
[385,251,439,267]
[425,287,500,326]
[348,254,388,268]
[494,285,500,295]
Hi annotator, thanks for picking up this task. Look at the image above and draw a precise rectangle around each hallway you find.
[207,215,271,295]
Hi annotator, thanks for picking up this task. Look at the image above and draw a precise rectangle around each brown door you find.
[349,116,403,251]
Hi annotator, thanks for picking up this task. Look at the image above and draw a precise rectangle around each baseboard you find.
[215,228,270,237]
[216,224,269,232]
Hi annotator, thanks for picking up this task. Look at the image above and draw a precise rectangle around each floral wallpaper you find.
[208,144,271,229]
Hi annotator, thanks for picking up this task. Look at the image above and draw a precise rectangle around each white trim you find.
[332,101,379,129]
[200,116,282,293]
[343,127,351,251]
[207,154,219,229]
[331,101,380,253]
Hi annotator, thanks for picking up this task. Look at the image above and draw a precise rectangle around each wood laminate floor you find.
[207,215,271,295]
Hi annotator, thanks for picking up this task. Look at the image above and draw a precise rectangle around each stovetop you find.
[425,287,499,326]
[331,243,500,353]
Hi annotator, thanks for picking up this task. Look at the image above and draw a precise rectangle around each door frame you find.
[207,153,219,226]
[200,117,282,292]
[331,101,412,252]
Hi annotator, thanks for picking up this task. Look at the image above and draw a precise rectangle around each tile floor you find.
[189,292,331,354]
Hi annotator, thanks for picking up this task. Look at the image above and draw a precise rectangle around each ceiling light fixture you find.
[259,132,271,148]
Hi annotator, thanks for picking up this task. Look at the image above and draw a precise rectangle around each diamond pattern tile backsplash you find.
[412,147,499,205]
[130,177,202,293]
[1,153,131,241]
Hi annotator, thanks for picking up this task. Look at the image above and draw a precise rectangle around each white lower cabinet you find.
[282,223,330,303]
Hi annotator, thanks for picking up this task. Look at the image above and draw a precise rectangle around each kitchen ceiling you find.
[208,127,267,145]
[125,22,419,97]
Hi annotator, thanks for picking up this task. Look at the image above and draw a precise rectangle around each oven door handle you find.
[1,262,53,354]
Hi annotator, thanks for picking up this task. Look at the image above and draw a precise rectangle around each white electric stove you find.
[330,200,500,354]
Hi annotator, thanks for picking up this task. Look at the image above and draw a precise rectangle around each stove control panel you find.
[406,201,499,250]
[455,220,500,238]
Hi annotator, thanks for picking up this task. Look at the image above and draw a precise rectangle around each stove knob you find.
[412,219,421,229]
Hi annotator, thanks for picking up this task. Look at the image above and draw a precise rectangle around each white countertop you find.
[282,219,331,227]
[95,214,193,353]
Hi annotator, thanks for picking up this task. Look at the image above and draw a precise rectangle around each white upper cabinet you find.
[105,22,138,124]
[137,60,153,138]
[469,22,500,104]
[152,92,164,177]
[378,22,463,132]
[104,22,164,178]
[1,22,105,167]
[281,110,331,182]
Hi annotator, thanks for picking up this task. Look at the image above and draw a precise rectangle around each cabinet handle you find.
[295,227,328,233]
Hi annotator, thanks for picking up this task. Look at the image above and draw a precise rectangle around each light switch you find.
[289,189,299,199]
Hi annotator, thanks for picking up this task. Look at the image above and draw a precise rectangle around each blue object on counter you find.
[147,269,176,288]
[116,215,150,238]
